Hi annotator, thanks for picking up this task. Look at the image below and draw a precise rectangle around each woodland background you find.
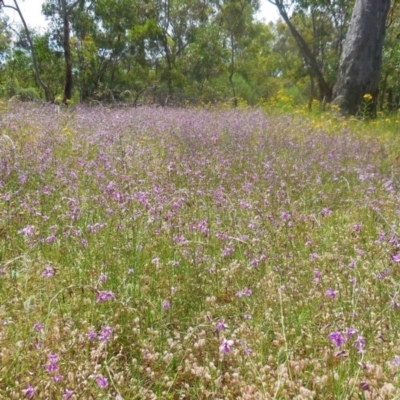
[0,0,398,113]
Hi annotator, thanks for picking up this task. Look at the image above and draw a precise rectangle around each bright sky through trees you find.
[3,0,280,31]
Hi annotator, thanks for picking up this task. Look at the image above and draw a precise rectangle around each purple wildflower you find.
[96,291,115,302]
[219,339,234,354]
[23,384,35,399]
[321,208,332,217]
[313,269,322,281]
[42,265,55,277]
[33,322,43,332]
[46,352,59,373]
[96,375,108,388]
[216,320,229,332]
[53,374,63,382]
[99,326,113,343]
[162,299,171,310]
[392,253,400,263]
[241,340,252,355]
[18,225,35,236]
[99,273,108,282]
[236,288,252,298]
[328,331,345,347]
[354,336,366,353]
[251,258,260,267]
[243,346,252,355]
[88,329,97,341]
[391,355,400,366]
[63,389,74,400]
[325,288,338,299]
[45,235,56,243]
[354,224,362,232]
[222,246,234,257]
[349,259,357,268]
[346,327,357,339]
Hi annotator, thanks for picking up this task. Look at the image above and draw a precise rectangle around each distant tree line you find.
[0,0,397,115]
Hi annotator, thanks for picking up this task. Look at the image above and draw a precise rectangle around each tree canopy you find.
[0,0,396,115]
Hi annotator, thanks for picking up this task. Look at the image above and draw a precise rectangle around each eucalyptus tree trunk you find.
[333,0,391,116]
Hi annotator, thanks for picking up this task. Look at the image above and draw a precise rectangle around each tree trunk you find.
[3,1,51,101]
[333,0,391,116]
[61,0,73,103]
[229,33,237,108]
[269,0,333,102]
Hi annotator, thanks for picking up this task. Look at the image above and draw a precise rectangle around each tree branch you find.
[3,0,51,101]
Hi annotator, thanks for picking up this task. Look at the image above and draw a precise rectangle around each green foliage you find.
[0,78,19,98]
[18,87,40,101]
[0,0,393,111]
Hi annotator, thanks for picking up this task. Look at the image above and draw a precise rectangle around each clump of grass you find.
[1,103,400,399]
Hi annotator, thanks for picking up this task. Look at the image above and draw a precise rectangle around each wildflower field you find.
[1,104,400,399]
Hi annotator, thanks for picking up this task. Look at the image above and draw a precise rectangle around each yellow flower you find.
[363,93,373,101]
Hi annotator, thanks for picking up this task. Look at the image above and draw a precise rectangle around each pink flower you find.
[328,331,345,347]
[23,384,35,399]
[392,254,400,263]
[325,288,338,299]
[216,320,229,332]
[18,225,35,236]
[45,235,56,243]
[63,389,73,400]
[162,299,171,310]
[236,288,252,298]
[33,322,43,332]
[53,374,63,382]
[96,291,115,302]
[321,208,332,216]
[346,327,357,339]
[313,269,322,281]
[46,352,59,373]
[219,339,234,354]
[99,326,113,343]
[354,336,366,353]
[96,375,108,388]
[88,329,97,340]
[42,265,55,277]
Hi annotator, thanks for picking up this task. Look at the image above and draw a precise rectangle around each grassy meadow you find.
[1,103,400,399]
